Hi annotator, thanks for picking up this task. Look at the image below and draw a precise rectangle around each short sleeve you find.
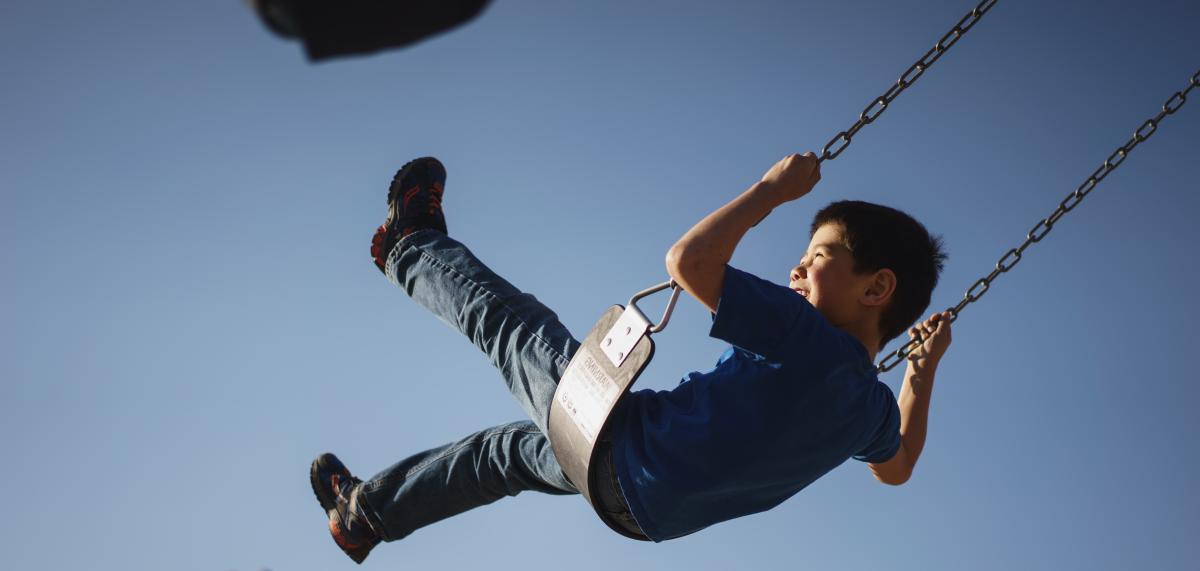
[709,266,858,372]
[852,388,902,464]
[708,266,804,359]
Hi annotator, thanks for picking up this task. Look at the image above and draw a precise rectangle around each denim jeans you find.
[358,230,641,541]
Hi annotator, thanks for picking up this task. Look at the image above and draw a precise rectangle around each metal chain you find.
[751,0,998,228]
[877,68,1200,373]
[818,0,999,163]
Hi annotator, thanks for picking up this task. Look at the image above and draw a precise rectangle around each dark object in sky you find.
[251,0,491,61]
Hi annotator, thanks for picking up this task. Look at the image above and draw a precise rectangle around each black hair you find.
[811,200,947,345]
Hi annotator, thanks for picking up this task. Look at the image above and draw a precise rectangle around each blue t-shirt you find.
[611,266,901,541]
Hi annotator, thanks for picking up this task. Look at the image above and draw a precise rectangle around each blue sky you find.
[2,1,1198,569]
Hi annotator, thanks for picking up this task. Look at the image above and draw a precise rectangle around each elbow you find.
[665,243,682,274]
[665,242,724,314]
[869,460,914,486]
[875,471,912,486]
[665,243,692,282]
[666,243,711,291]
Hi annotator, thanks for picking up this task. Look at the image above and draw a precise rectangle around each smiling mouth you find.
[793,288,809,298]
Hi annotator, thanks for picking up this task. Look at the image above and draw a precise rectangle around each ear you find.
[860,268,896,308]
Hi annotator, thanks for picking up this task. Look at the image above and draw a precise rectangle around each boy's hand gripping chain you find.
[876,67,1200,373]
[548,281,680,539]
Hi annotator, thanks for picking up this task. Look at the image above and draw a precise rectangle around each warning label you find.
[555,348,620,445]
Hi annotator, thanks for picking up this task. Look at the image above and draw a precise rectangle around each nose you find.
[790,263,807,282]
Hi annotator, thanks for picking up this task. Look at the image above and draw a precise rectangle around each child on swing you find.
[310,153,951,563]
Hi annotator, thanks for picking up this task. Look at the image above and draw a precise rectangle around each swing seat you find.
[548,281,678,539]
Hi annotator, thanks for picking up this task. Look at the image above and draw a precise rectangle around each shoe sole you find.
[310,455,339,514]
[384,159,415,226]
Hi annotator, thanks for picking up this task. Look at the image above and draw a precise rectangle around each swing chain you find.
[877,67,1200,373]
[820,0,999,162]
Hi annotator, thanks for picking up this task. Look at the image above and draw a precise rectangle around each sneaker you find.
[310,453,381,564]
[370,157,448,273]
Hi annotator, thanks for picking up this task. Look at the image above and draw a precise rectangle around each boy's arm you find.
[869,311,952,485]
[666,153,821,312]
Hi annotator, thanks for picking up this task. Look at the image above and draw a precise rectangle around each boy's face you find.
[788,223,877,329]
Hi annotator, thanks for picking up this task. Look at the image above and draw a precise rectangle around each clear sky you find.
[3,1,1198,570]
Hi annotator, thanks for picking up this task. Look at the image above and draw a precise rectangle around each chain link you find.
[752,0,998,230]
[819,0,999,162]
[877,68,1200,373]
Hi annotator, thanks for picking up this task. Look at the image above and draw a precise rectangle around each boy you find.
[310,153,951,563]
